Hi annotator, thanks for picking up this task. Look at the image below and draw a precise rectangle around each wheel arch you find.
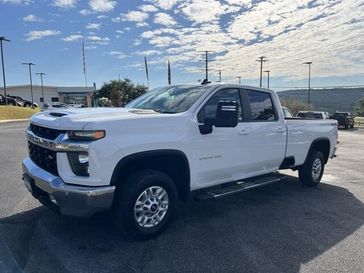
[110,149,191,201]
[305,137,331,164]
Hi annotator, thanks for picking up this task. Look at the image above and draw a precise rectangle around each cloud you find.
[138,4,158,12]
[180,0,230,24]
[149,0,182,10]
[87,35,110,45]
[135,50,161,56]
[62,34,83,41]
[25,30,60,41]
[97,15,108,19]
[120,10,149,22]
[23,14,43,22]
[52,0,77,9]
[86,22,101,30]
[89,0,117,12]
[136,22,149,28]
[154,12,177,26]
[105,51,127,59]
[79,9,93,15]
[0,0,32,4]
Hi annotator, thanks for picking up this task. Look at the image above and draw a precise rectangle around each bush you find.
[280,98,314,115]
[353,97,364,117]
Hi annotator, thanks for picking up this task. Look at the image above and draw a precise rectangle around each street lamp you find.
[303,62,312,105]
[22,62,35,108]
[0,36,10,105]
[236,76,242,84]
[264,70,270,89]
[36,72,45,109]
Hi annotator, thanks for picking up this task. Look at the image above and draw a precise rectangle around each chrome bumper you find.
[22,157,115,217]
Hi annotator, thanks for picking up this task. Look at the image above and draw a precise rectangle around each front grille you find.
[30,123,65,140]
[28,142,58,176]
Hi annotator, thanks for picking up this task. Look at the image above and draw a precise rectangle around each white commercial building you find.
[0,85,96,107]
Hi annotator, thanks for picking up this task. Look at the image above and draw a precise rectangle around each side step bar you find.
[195,173,286,200]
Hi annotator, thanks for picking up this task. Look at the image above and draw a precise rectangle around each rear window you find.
[246,90,276,121]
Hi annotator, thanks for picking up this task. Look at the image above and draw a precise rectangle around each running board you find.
[195,173,286,200]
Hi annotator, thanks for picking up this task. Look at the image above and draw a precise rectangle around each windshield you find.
[297,112,323,119]
[125,85,211,113]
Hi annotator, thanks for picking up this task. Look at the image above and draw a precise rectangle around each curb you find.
[0,119,29,124]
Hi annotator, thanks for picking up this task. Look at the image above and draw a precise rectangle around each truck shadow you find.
[1,176,363,273]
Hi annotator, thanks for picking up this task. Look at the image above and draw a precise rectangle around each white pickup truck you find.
[22,84,337,239]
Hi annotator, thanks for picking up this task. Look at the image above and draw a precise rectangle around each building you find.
[0,85,96,107]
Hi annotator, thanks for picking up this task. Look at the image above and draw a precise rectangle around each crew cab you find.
[22,84,338,239]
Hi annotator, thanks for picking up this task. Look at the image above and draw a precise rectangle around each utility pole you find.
[0,36,10,105]
[256,56,268,87]
[199,50,214,82]
[36,72,45,109]
[167,60,171,85]
[22,62,35,109]
[236,76,241,84]
[264,70,270,89]
[303,62,312,105]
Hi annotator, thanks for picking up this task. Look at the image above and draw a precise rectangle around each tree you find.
[353,97,364,117]
[280,98,314,115]
[93,78,147,107]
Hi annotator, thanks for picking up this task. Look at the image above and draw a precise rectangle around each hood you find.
[31,108,161,130]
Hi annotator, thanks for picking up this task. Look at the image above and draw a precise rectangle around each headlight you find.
[67,130,105,141]
[67,152,89,176]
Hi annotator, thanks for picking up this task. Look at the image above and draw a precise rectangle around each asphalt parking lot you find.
[0,121,363,273]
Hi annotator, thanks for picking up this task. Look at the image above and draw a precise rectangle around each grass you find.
[0,105,40,120]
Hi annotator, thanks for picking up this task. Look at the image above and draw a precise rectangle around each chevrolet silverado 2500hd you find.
[22,84,338,238]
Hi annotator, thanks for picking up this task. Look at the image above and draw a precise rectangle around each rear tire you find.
[299,151,325,186]
[112,169,177,240]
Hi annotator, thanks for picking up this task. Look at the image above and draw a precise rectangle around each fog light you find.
[67,152,89,177]
[78,153,89,164]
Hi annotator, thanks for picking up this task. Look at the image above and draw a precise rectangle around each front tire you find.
[112,170,177,240]
[299,151,325,186]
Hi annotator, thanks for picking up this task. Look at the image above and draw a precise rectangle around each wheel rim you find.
[134,186,169,228]
[312,158,322,180]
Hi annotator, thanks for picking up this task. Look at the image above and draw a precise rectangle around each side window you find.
[197,88,242,123]
[51,97,59,102]
[283,108,293,118]
[246,90,276,121]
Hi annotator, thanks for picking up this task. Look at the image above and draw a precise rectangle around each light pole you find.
[0,36,10,105]
[264,70,270,89]
[303,62,312,105]
[236,76,241,84]
[22,62,35,108]
[36,72,45,108]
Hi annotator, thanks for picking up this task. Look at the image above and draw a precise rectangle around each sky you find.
[0,0,363,90]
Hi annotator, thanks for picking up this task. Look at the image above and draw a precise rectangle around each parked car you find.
[22,84,338,239]
[0,94,22,106]
[7,95,38,108]
[297,111,329,119]
[330,112,354,129]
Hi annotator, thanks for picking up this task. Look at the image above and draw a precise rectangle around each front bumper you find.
[22,157,115,217]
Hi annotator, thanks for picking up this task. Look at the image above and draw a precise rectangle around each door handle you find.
[238,129,249,135]
[275,127,285,133]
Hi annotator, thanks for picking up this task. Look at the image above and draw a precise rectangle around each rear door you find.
[236,89,287,177]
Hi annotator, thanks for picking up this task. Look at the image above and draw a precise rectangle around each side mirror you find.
[199,101,239,134]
